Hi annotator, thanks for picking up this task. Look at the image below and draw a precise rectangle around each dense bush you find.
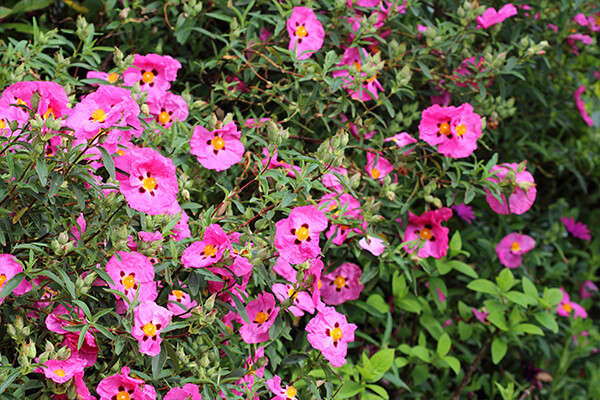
[0,0,599,399]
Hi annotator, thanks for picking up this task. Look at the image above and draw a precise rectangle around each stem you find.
[451,332,497,400]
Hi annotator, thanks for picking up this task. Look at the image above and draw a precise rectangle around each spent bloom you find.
[239,293,280,344]
[287,7,325,60]
[275,205,328,264]
[495,233,536,268]
[476,4,518,28]
[190,121,244,171]
[306,305,357,367]
[401,208,453,259]
[452,203,475,224]
[560,216,591,240]
[557,288,588,319]
[320,262,364,305]
[485,162,536,215]
[132,301,173,356]
[419,103,483,158]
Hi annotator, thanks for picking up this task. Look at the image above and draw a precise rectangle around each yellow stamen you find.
[142,177,157,191]
[116,391,131,400]
[16,98,27,106]
[142,71,155,84]
[204,244,216,256]
[0,119,6,130]
[331,327,343,340]
[456,124,467,137]
[510,242,520,252]
[212,136,225,150]
[353,62,362,72]
[371,168,380,179]
[142,322,157,337]
[285,386,298,398]
[43,107,55,120]
[296,26,307,38]
[158,111,170,125]
[108,72,119,83]
[0,274,6,288]
[562,303,572,313]
[439,122,450,135]
[295,226,309,241]
[122,274,136,290]
[92,108,106,123]
[366,73,377,83]
[419,228,432,241]
[318,279,322,289]
[254,311,269,325]
[55,369,66,377]
[172,289,184,300]
[116,149,125,156]
[334,275,346,289]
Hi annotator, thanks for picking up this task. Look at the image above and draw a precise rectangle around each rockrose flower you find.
[580,280,598,299]
[168,287,198,318]
[384,132,418,155]
[147,91,189,131]
[229,347,267,399]
[115,147,179,215]
[239,293,280,344]
[419,103,482,158]
[0,254,32,305]
[560,216,591,240]
[0,81,69,125]
[97,366,157,400]
[359,235,387,256]
[122,53,182,94]
[181,224,232,269]
[86,70,119,84]
[485,163,536,215]
[365,152,394,181]
[557,288,587,319]
[132,301,173,356]
[274,205,328,264]
[452,203,475,224]
[453,57,493,89]
[401,208,453,259]
[41,357,86,384]
[322,166,349,194]
[306,305,357,367]
[476,4,517,29]
[190,121,244,171]
[332,47,384,101]
[267,375,299,400]
[320,262,364,305]
[164,384,202,400]
[287,7,325,60]
[495,233,536,268]
[105,251,158,306]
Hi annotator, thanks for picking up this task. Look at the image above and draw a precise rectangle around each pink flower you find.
[122,53,182,94]
[105,251,158,306]
[567,34,594,55]
[86,70,119,84]
[560,216,591,240]
[332,47,384,101]
[115,147,179,215]
[495,233,536,268]
[476,4,518,29]
[181,224,232,269]
[164,384,202,400]
[190,121,244,171]
[167,202,191,241]
[239,293,280,343]
[267,375,299,400]
[0,81,69,124]
[275,205,328,264]
[146,91,189,131]
[485,163,536,215]
[322,167,348,194]
[452,203,475,223]
[97,366,157,400]
[320,262,364,305]
[580,280,598,299]
[320,193,363,245]
[70,213,86,242]
[230,347,267,398]
[547,23,559,33]
[557,288,587,319]
[306,305,357,367]
[0,254,32,305]
[168,287,198,318]
[419,103,482,158]
[573,86,594,127]
[340,113,376,140]
[365,152,394,181]
[573,13,600,32]
[358,235,387,256]
[273,283,315,317]
[41,358,86,384]
[401,208,453,259]
[472,307,489,324]
[132,301,173,356]
[384,132,417,155]
[287,7,325,60]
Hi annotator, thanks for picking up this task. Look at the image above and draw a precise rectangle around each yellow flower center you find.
[116,149,125,156]
[122,274,136,290]
[254,311,269,325]
[456,124,467,137]
[296,26,307,38]
[371,168,380,179]
[172,289,184,300]
[510,242,520,252]
[353,62,362,72]
[295,226,309,241]
[92,108,106,123]
[596,16,600,25]
[116,391,131,400]
[334,275,346,289]
[142,177,157,191]
[419,228,432,240]
[371,45,380,54]
[0,119,6,129]
[331,327,343,340]
[285,386,298,398]
[55,368,66,377]
[366,73,377,83]
[439,122,450,135]
[108,72,119,83]
[142,71,155,84]
[16,98,27,106]
[0,274,6,288]
[212,136,225,150]
[562,303,572,314]
[329,203,338,211]
[43,107,55,120]
[204,244,216,256]
[318,279,322,289]
[287,288,298,299]
[142,322,157,337]
[158,111,171,125]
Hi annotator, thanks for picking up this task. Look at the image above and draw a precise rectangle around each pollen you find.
[371,168,380,179]
[92,108,106,123]
[366,73,378,83]
[334,275,346,289]
[122,274,136,290]
[296,26,307,38]
[116,149,125,156]
[212,136,225,150]
[142,322,157,337]
[172,289,184,300]
[456,124,467,137]
[54,368,66,377]
[419,228,432,240]
[510,241,520,252]
[116,391,131,400]
[331,327,343,340]
[353,62,362,72]
[0,274,6,288]
[285,386,298,398]
[204,244,216,256]
[295,226,309,241]
[439,122,451,135]
[562,303,572,314]
[287,288,298,299]
[158,111,171,125]
[142,71,155,84]
[16,98,27,106]
[108,72,119,83]
[254,311,269,325]
[43,107,55,120]
[0,119,6,130]
[142,177,157,191]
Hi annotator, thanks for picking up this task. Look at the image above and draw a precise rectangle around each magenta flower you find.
[557,288,587,319]
[579,280,598,299]
[340,113,376,140]
[115,147,179,215]
[97,366,157,400]
[86,70,120,84]
[573,13,600,32]
[0,81,69,125]
[267,375,299,400]
[190,121,244,171]
[419,103,482,158]
[181,224,232,269]
[231,346,267,398]
[147,91,189,131]
[70,213,86,242]
[495,233,536,268]
[168,287,198,318]
[567,34,594,55]
[321,262,364,305]
[401,208,453,259]
[287,7,325,60]
[41,357,86,384]
[332,47,384,101]
[122,53,182,94]
[275,205,328,264]
[365,152,394,181]
[306,305,357,367]
[164,384,202,400]
[573,86,594,127]
[384,132,418,155]
[0,254,32,305]
[167,202,191,241]
[273,283,315,317]
[472,307,490,324]
[239,293,280,344]
[261,147,302,178]
[132,301,173,356]
[322,167,349,194]
[452,203,475,223]
[476,4,518,28]
[358,235,387,256]
[485,163,537,215]
[105,251,158,305]
[560,216,591,240]
[273,257,298,282]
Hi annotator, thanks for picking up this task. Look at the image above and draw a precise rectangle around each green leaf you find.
[366,384,389,400]
[467,279,501,295]
[336,381,363,399]
[99,146,116,181]
[522,277,538,299]
[458,321,472,341]
[487,312,508,331]
[442,355,461,375]
[544,288,563,307]
[366,349,395,382]
[0,272,24,299]
[450,261,478,278]
[448,231,462,256]
[366,293,390,314]
[505,291,536,308]
[435,258,452,275]
[533,312,559,333]
[0,369,21,394]
[396,295,422,314]
[48,173,64,197]
[412,346,430,363]
[35,160,48,186]
[511,323,544,336]
[152,348,168,380]
[491,337,507,364]
[437,333,451,357]
[496,269,516,292]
